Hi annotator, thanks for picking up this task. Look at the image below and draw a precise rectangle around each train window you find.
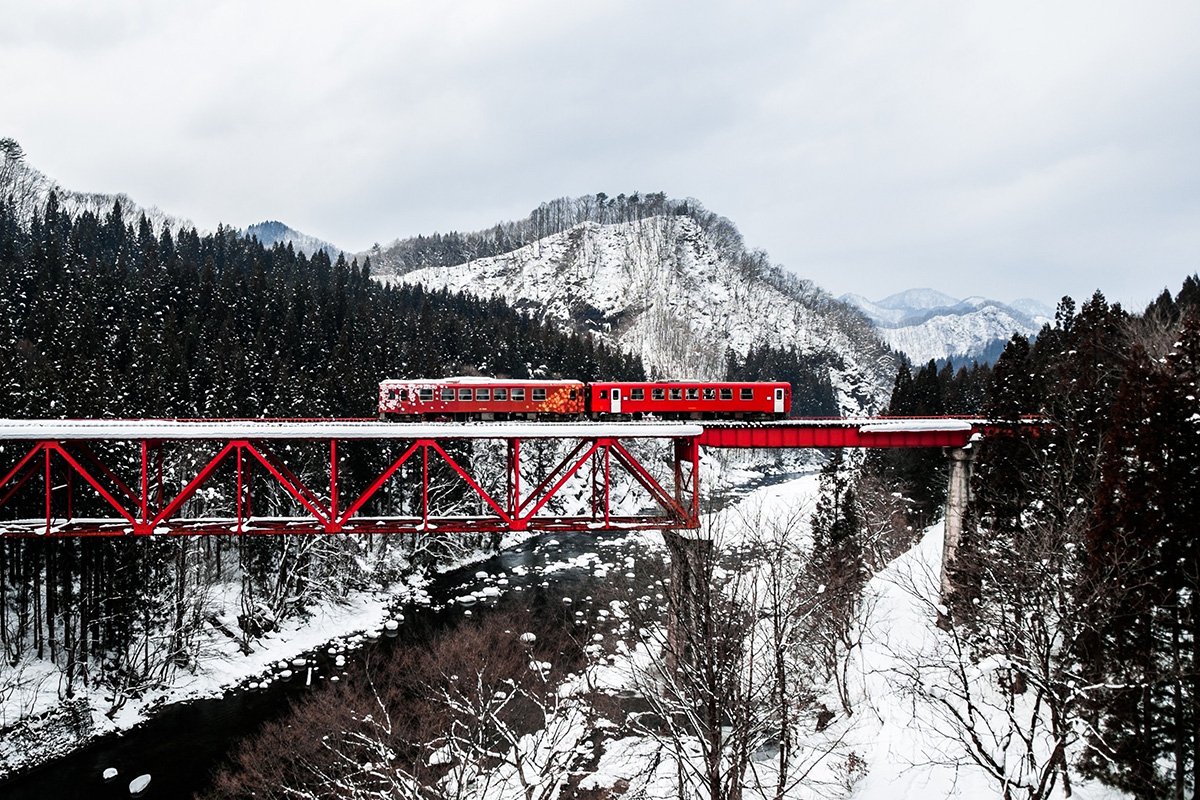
[441,388,455,401]
[669,388,682,400]
[387,388,398,400]
[719,388,733,401]
[532,388,547,402]
[570,389,577,399]
[476,388,490,401]
[686,388,699,400]
[652,388,665,400]
[740,388,754,400]
[512,388,526,401]
[703,388,715,400]
[495,388,508,401]
[631,388,644,400]
[599,390,608,399]
[458,388,472,401]
[419,388,434,401]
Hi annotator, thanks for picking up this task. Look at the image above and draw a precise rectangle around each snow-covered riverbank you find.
[572,476,1132,800]
[0,531,538,780]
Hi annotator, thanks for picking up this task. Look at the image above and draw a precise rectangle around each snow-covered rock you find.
[129,773,151,796]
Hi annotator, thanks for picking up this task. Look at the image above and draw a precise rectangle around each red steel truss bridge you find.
[0,417,1014,538]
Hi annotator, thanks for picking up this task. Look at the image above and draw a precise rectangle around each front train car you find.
[379,377,586,421]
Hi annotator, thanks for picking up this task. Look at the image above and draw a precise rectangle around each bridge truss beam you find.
[0,422,703,538]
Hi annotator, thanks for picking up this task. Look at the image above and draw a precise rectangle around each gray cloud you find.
[2,0,1197,307]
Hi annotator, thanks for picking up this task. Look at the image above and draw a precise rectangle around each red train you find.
[378,377,791,421]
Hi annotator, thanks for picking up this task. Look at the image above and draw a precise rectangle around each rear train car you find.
[379,377,585,420]
[588,381,790,420]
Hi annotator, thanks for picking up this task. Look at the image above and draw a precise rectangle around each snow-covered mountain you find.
[841,289,962,327]
[244,220,343,259]
[841,289,1053,365]
[384,214,896,415]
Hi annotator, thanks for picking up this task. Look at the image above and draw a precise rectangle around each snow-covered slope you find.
[2,138,194,232]
[842,290,1052,365]
[388,216,895,415]
[244,220,343,258]
[878,303,1042,365]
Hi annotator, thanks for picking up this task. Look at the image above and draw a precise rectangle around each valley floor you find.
[560,476,1131,799]
[3,469,1136,798]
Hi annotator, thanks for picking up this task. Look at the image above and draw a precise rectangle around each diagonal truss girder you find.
[0,431,701,538]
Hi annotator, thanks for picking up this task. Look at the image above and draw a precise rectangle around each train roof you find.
[379,376,583,386]
[588,379,790,385]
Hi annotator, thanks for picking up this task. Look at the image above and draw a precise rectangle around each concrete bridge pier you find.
[940,444,977,611]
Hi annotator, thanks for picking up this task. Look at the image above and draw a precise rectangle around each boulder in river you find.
[129,773,151,796]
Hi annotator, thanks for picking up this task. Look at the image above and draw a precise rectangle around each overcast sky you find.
[3,0,1198,307]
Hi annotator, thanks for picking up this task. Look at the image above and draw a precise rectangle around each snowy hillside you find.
[244,220,343,258]
[1,138,194,232]
[842,289,1053,365]
[878,303,1044,365]
[387,215,896,415]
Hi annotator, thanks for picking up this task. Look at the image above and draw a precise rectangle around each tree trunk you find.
[1192,586,1199,797]
[46,542,58,664]
[33,549,43,659]
[663,531,712,677]
[0,540,8,656]
[1171,610,1185,799]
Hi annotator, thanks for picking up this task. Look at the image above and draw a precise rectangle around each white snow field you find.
[571,476,1131,800]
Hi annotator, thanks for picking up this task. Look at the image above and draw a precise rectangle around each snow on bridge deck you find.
[0,419,703,441]
[0,418,1003,448]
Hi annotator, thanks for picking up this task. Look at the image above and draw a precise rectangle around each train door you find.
[773,387,785,414]
[612,387,622,414]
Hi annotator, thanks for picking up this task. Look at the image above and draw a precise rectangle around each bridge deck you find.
[0,416,1038,538]
[698,418,986,448]
[0,419,703,441]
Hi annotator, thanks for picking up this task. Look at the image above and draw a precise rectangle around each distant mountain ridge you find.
[842,289,1053,365]
[244,220,343,258]
[380,199,898,415]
